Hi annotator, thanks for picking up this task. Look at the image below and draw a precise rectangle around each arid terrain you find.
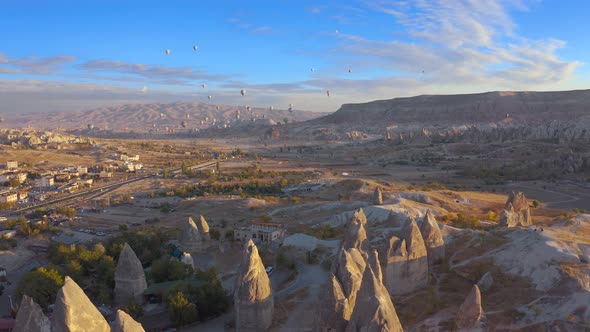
[1,90,590,331]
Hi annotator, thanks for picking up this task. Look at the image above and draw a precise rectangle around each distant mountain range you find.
[1,101,324,132]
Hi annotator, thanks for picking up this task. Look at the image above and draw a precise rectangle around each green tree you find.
[151,258,193,283]
[168,291,198,327]
[8,178,20,188]
[124,301,144,319]
[532,200,540,208]
[16,267,64,310]
[283,117,289,124]
[209,229,221,241]
[65,260,84,282]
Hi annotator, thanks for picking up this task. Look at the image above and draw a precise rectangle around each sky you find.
[1,0,589,114]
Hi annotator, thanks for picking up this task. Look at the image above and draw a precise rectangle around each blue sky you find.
[1,0,588,113]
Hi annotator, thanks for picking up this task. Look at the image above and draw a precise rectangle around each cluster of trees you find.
[166,268,230,326]
[18,228,172,307]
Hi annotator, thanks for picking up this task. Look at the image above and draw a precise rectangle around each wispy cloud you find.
[0,53,76,75]
[79,59,235,85]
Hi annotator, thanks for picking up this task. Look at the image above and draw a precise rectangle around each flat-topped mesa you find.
[419,210,445,265]
[197,214,210,240]
[234,240,273,332]
[52,276,110,332]
[342,210,369,254]
[456,284,485,330]
[112,309,146,332]
[380,218,429,296]
[498,191,532,227]
[373,187,383,205]
[345,258,403,332]
[115,243,147,305]
[181,217,204,253]
[13,295,51,332]
[331,248,366,313]
[315,273,351,332]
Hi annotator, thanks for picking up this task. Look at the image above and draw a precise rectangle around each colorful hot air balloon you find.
[240,89,246,96]
[165,49,170,55]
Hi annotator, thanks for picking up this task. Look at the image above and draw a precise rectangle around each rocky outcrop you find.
[372,187,383,205]
[345,255,403,332]
[342,209,369,253]
[196,215,210,240]
[181,217,205,253]
[477,272,494,292]
[112,309,145,332]
[381,218,429,295]
[367,249,383,283]
[52,276,110,332]
[115,243,147,305]
[234,240,273,332]
[315,274,351,332]
[332,248,366,314]
[13,295,51,332]
[419,210,445,265]
[498,192,532,227]
[456,284,485,330]
[180,252,195,268]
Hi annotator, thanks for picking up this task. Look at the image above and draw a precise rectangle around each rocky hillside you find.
[317,90,590,127]
[2,101,323,133]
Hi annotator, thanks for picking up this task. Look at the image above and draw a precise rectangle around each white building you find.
[234,221,287,244]
[120,154,140,162]
[0,191,17,203]
[99,171,113,178]
[6,161,18,169]
[123,162,143,172]
[77,166,88,174]
[36,176,54,188]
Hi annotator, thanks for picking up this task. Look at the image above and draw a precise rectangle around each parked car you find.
[265,266,274,276]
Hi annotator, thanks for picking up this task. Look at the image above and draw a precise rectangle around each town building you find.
[120,154,140,162]
[77,166,88,174]
[0,191,17,203]
[99,171,113,178]
[36,176,54,188]
[6,161,18,170]
[234,221,287,244]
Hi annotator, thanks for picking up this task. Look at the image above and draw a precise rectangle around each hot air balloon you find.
[236,110,240,115]
[335,29,339,33]
[208,95,212,100]
[326,90,331,97]
[240,89,246,96]
[193,45,198,51]
[205,116,209,121]
[310,68,315,72]
[247,106,251,112]
[160,113,165,118]
[152,123,156,128]
[216,106,220,110]
[186,114,190,119]
[165,49,170,55]
[269,106,274,111]
[87,124,94,130]
[202,83,206,89]
[181,121,188,128]
[348,69,352,73]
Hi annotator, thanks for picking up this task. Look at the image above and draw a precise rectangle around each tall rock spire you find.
[115,243,147,305]
[234,240,274,332]
[13,295,51,332]
[419,209,445,265]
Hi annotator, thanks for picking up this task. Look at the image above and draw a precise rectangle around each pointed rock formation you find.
[115,243,147,305]
[342,210,369,253]
[332,248,366,311]
[181,217,203,253]
[13,295,51,332]
[368,249,383,283]
[455,284,485,330]
[477,272,494,293]
[196,214,210,240]
[352,208,367,225]
[180,252,195,268]
[52,276,110,332]
[234,240,273,332]
[498,192,532,227]
[112,309,145,332]
[373,187,383,205]
[381,218,429,296]
[345,258,403,332]
[315,273,351,332]
[419,210,445,265]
